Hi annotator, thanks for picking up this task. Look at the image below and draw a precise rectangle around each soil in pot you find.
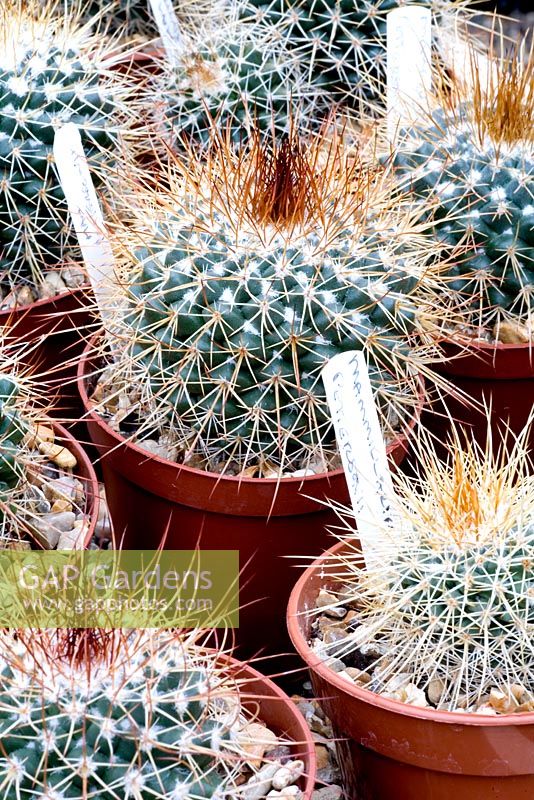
[78,342,420,670]
[3,419,99,550]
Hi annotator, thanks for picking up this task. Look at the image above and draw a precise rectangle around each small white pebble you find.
[272,760,305,790]
[38,441,77,469]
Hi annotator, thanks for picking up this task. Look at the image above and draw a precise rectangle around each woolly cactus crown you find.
[393,32,534,333]
[317,423,534,711]
[94,126,445,475]
[0,1,143,295]
[0,629,290,798]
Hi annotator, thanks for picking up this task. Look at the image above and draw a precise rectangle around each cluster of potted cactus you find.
[0,0,533,797]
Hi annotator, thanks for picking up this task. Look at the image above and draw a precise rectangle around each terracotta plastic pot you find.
[77,337,421,666]
[287,539,534,799]
[0,288,94,422]
[41,421,99,549]
[225,654,316,797]
[425,339,534,454]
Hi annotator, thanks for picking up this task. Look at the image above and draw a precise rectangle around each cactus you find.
[0,629,289,798]
[0,376,27,498]
[0,368,48,541]
[392,33,534,332]
[316,424,534,711]
[0,1,141,297]
[94,126,445,475]
[0,350,91,548]
[157,10,321,148]
[240,0,455,111]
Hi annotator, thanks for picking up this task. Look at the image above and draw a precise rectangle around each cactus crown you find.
[0,0,143,296]
[318,423,534,711]
[393,31,534,333]
[91,125,446,476]
[0,628,296,799]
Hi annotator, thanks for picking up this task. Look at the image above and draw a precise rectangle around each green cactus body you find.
[0,635,251,799]
[120,215,421,471]
[0,13,131,294]
[398,533,534,664]
[161,21,320,147]
[241,0,433,109]
[393,105,534,323]
[0,377,26,496]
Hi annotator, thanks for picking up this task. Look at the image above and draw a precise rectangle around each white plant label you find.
[387,6,432,144]
[322,352,401,569]
[148,0,184,67]
[53,123,117,332]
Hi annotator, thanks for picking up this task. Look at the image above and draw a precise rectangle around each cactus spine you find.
[155,7,321,148]
[0,629,287,799]
[241,0,450,111]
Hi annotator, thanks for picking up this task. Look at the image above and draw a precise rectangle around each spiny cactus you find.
[95,126,446,475]
[0,1,142,297]
[240,0,462,112]
[0,629,290,798]
[156,10,321,149]
[393,33,534,333]
[0,377,27,499]
[317,424,534,711]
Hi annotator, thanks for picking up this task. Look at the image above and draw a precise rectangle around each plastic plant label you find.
[148,0,184,67]
[53,123,117,332]
[322,351,401,569]
[387,6,432,144]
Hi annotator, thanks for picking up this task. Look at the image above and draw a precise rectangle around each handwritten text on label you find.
[322,351,400,568]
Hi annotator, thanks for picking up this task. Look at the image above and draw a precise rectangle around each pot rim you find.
[441,335,534,354]
[287,538,534,728]
[0,285,87,319]
[77,332,423,486]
